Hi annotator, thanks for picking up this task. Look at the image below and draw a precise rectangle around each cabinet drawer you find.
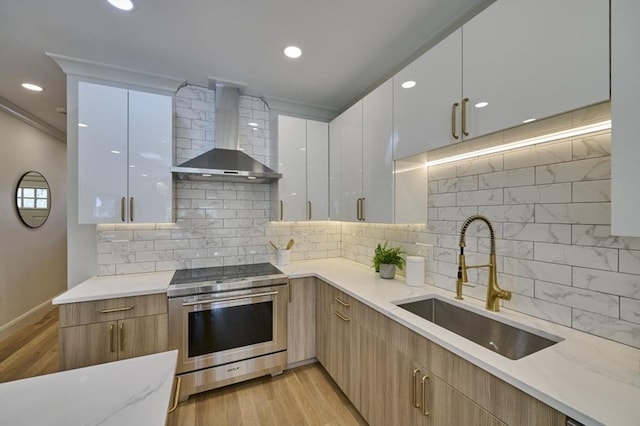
[58,293,167,327]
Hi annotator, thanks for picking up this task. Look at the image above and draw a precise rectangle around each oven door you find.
[169,284,288,375]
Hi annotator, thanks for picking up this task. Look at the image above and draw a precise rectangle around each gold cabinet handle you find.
[280,200,283,221]
[356,198,361,221]
[99,306,134,314]
[334,311,350,322]
[119,323,125,352]
[288,283,292,304]
[462,97,469,137]
[334,297,350,307]
[421,374,430,416]
[308,200,312,220]
[129,197,134,222]
[360,197,365,221]
[109,324,115,352]
[121,197,126,222]
[168,376,182,413]
[412,368,421,408]
[451,102,460,140]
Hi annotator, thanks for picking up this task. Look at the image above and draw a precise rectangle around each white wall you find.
[0,109,67,336]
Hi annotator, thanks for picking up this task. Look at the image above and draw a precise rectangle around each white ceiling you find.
[0,0,491,134]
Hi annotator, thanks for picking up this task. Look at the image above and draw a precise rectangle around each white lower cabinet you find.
[78,81,172,224]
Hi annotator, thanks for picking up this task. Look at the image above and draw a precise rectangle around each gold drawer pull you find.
[99,306,134,314]
[119,323,125,352]
[421,374,430,416]
[168,376,182,413]
[333,297,350,308]
[109,324,115,352]
[451,102,459,140]
[334,311,350,322]
[412,368,421,408]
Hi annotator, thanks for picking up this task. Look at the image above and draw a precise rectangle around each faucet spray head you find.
[458,247,468,282]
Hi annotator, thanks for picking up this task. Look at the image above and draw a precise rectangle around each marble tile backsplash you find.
[96,100,639,349]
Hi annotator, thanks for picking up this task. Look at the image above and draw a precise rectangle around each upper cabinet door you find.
[78,82,128,223]
[329,114,343,221]
[128,90,173,223]
[277,115,308,221]
[339,101,364,222]
[362,79,394,223]
[462,0,610,139]
[611,0,640,237]
[393,30,462,160]
[306,120,329,221]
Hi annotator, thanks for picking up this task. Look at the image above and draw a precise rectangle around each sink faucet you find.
[456,215,511,312]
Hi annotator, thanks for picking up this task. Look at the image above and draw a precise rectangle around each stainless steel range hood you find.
[171,83,281,183]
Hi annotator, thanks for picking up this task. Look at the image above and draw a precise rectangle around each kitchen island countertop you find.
[0,350,178,426]
[278,258,640,426]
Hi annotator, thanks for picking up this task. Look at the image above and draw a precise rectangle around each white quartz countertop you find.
[0,350,178,426]
[278,258,640,426]
[52,270,175,304]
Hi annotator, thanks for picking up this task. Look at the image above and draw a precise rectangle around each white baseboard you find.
[0,298,55,343]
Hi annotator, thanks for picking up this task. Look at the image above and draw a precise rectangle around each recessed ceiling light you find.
[107,0,134,11]
[22,83,43,92]
[401,81,416,89]
[284,46,302,59]
[523,118,537,123]
[110,150,121,154]
[78,123,88,128]
[475,101,489,108]
[248,122,259,127]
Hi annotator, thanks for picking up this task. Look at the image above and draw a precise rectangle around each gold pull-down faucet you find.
[456,215,511,312]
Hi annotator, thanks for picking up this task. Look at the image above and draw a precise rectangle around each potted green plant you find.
[372,242,405,279]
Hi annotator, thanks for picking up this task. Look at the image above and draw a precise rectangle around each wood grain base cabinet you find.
[315,280,565,426]
[58,294,168,370]
[287,278,317,365]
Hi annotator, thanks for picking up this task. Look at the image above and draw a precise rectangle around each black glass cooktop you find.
[170,263,284,286]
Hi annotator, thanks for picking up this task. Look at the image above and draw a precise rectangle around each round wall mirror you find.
[15,171,51,228]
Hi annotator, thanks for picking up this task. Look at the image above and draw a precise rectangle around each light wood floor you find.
[0,308,366,426]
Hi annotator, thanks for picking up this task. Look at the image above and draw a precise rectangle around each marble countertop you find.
[278,258,640,426]
[52,270,175,304]
[0,350,178,426]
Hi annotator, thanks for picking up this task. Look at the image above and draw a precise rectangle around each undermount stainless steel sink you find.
[395,297,561,360]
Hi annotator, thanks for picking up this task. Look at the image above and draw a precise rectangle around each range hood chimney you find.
[171,81,281,183]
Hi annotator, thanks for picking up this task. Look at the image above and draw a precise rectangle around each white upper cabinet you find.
[393,30,462,160]
[392,0,609,160]
[339,101,364,223]
[611,0,640,237]
[462,0,609,139]
[329,113,343,221]
[78,82,172,224]
[362,79,394,223]
[276,115,329,221]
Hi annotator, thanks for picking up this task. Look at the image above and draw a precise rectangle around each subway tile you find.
[534,280,619,317]
[456,189,503,206]
[478,238,533,259]
[427,164,456,181]
[536,157,610,184]
[503,223,571,244]
[534,242,618,271]
[535,203,610,225]
[115,262,156,275]
[478,204,535,223]
[497,274,535,297]
[572,267,640,298]
[572,133,611,160]
[504,183,571,204]
[456,154,503,177]
[438,175,479,193]
[436,206,478,221]
[428,193,457,208]
[620,250,640,275]
[503,257,572,285]
[503,294,572,326]
[503,141,572,170]
[135,251,173,262]
[571,225,640,250]
[571,179,610,202]
[572,310,640,349]
[478,168,535,189]
[96,265,116,276]
[154,239,190,251]
[155,260,190,271]
[191,199,226,210]
[620,298,640,324]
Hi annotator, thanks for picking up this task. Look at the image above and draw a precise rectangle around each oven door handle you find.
[181,290,279,307]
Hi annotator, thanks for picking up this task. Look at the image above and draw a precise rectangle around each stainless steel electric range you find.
[167,263,288,401]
